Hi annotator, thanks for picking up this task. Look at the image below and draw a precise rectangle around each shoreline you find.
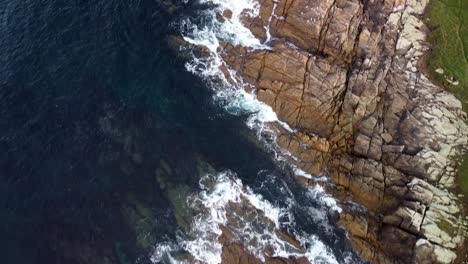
[189,0,468,262]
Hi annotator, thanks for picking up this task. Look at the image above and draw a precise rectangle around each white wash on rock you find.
[151,171,348,264]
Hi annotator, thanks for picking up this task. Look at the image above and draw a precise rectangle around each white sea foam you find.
[151,242,182,264]
[307,185,342,213]
[292,166,330,183]
[152,172,342,264]
[264,0,280,43]
[190,0,265,49]
[186,172,286,262]
[300,234,340,264]
[181,0,277,130]
[294,167,314,179]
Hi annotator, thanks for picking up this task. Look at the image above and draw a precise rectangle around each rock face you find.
[219,0,468,263]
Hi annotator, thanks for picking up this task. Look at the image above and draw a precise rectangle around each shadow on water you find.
[0,0,279,263]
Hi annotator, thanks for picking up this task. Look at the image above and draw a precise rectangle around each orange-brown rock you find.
[270,0,362,63]
[219,219,309,264]
[222,42,347,138]
[217,0,468,263]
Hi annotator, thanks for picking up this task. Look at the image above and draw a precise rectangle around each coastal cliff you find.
[209,0,468,263]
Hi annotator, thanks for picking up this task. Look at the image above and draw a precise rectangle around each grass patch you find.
[436,217,458,237]
[425,0,468,109]
[425,0,468,199]
[457,155,468,199]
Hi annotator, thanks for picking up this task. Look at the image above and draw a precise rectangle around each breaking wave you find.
[151,171,347,264]
[180,0,279,133]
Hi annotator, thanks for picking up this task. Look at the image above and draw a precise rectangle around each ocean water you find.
[0,1,365,263]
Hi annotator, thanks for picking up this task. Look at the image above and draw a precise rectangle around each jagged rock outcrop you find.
[218,0,468,263]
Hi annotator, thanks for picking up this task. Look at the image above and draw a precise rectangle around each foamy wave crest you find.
[183,0,265,50]
[180,0,284,134]
[151,171,342,264]
[150,242,182,264]
[307,185,342,214]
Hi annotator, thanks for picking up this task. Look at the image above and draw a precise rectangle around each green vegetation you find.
[425,0,468,108]
[457,157,468,200]
[425,0,468,198]
[436,217,458,237]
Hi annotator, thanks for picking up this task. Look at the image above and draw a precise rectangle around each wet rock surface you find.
[216,0,468,263]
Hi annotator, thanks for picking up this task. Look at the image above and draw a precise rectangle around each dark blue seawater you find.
[0,1,363,263]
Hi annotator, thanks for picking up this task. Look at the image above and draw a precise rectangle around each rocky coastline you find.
[202,0,468,263]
